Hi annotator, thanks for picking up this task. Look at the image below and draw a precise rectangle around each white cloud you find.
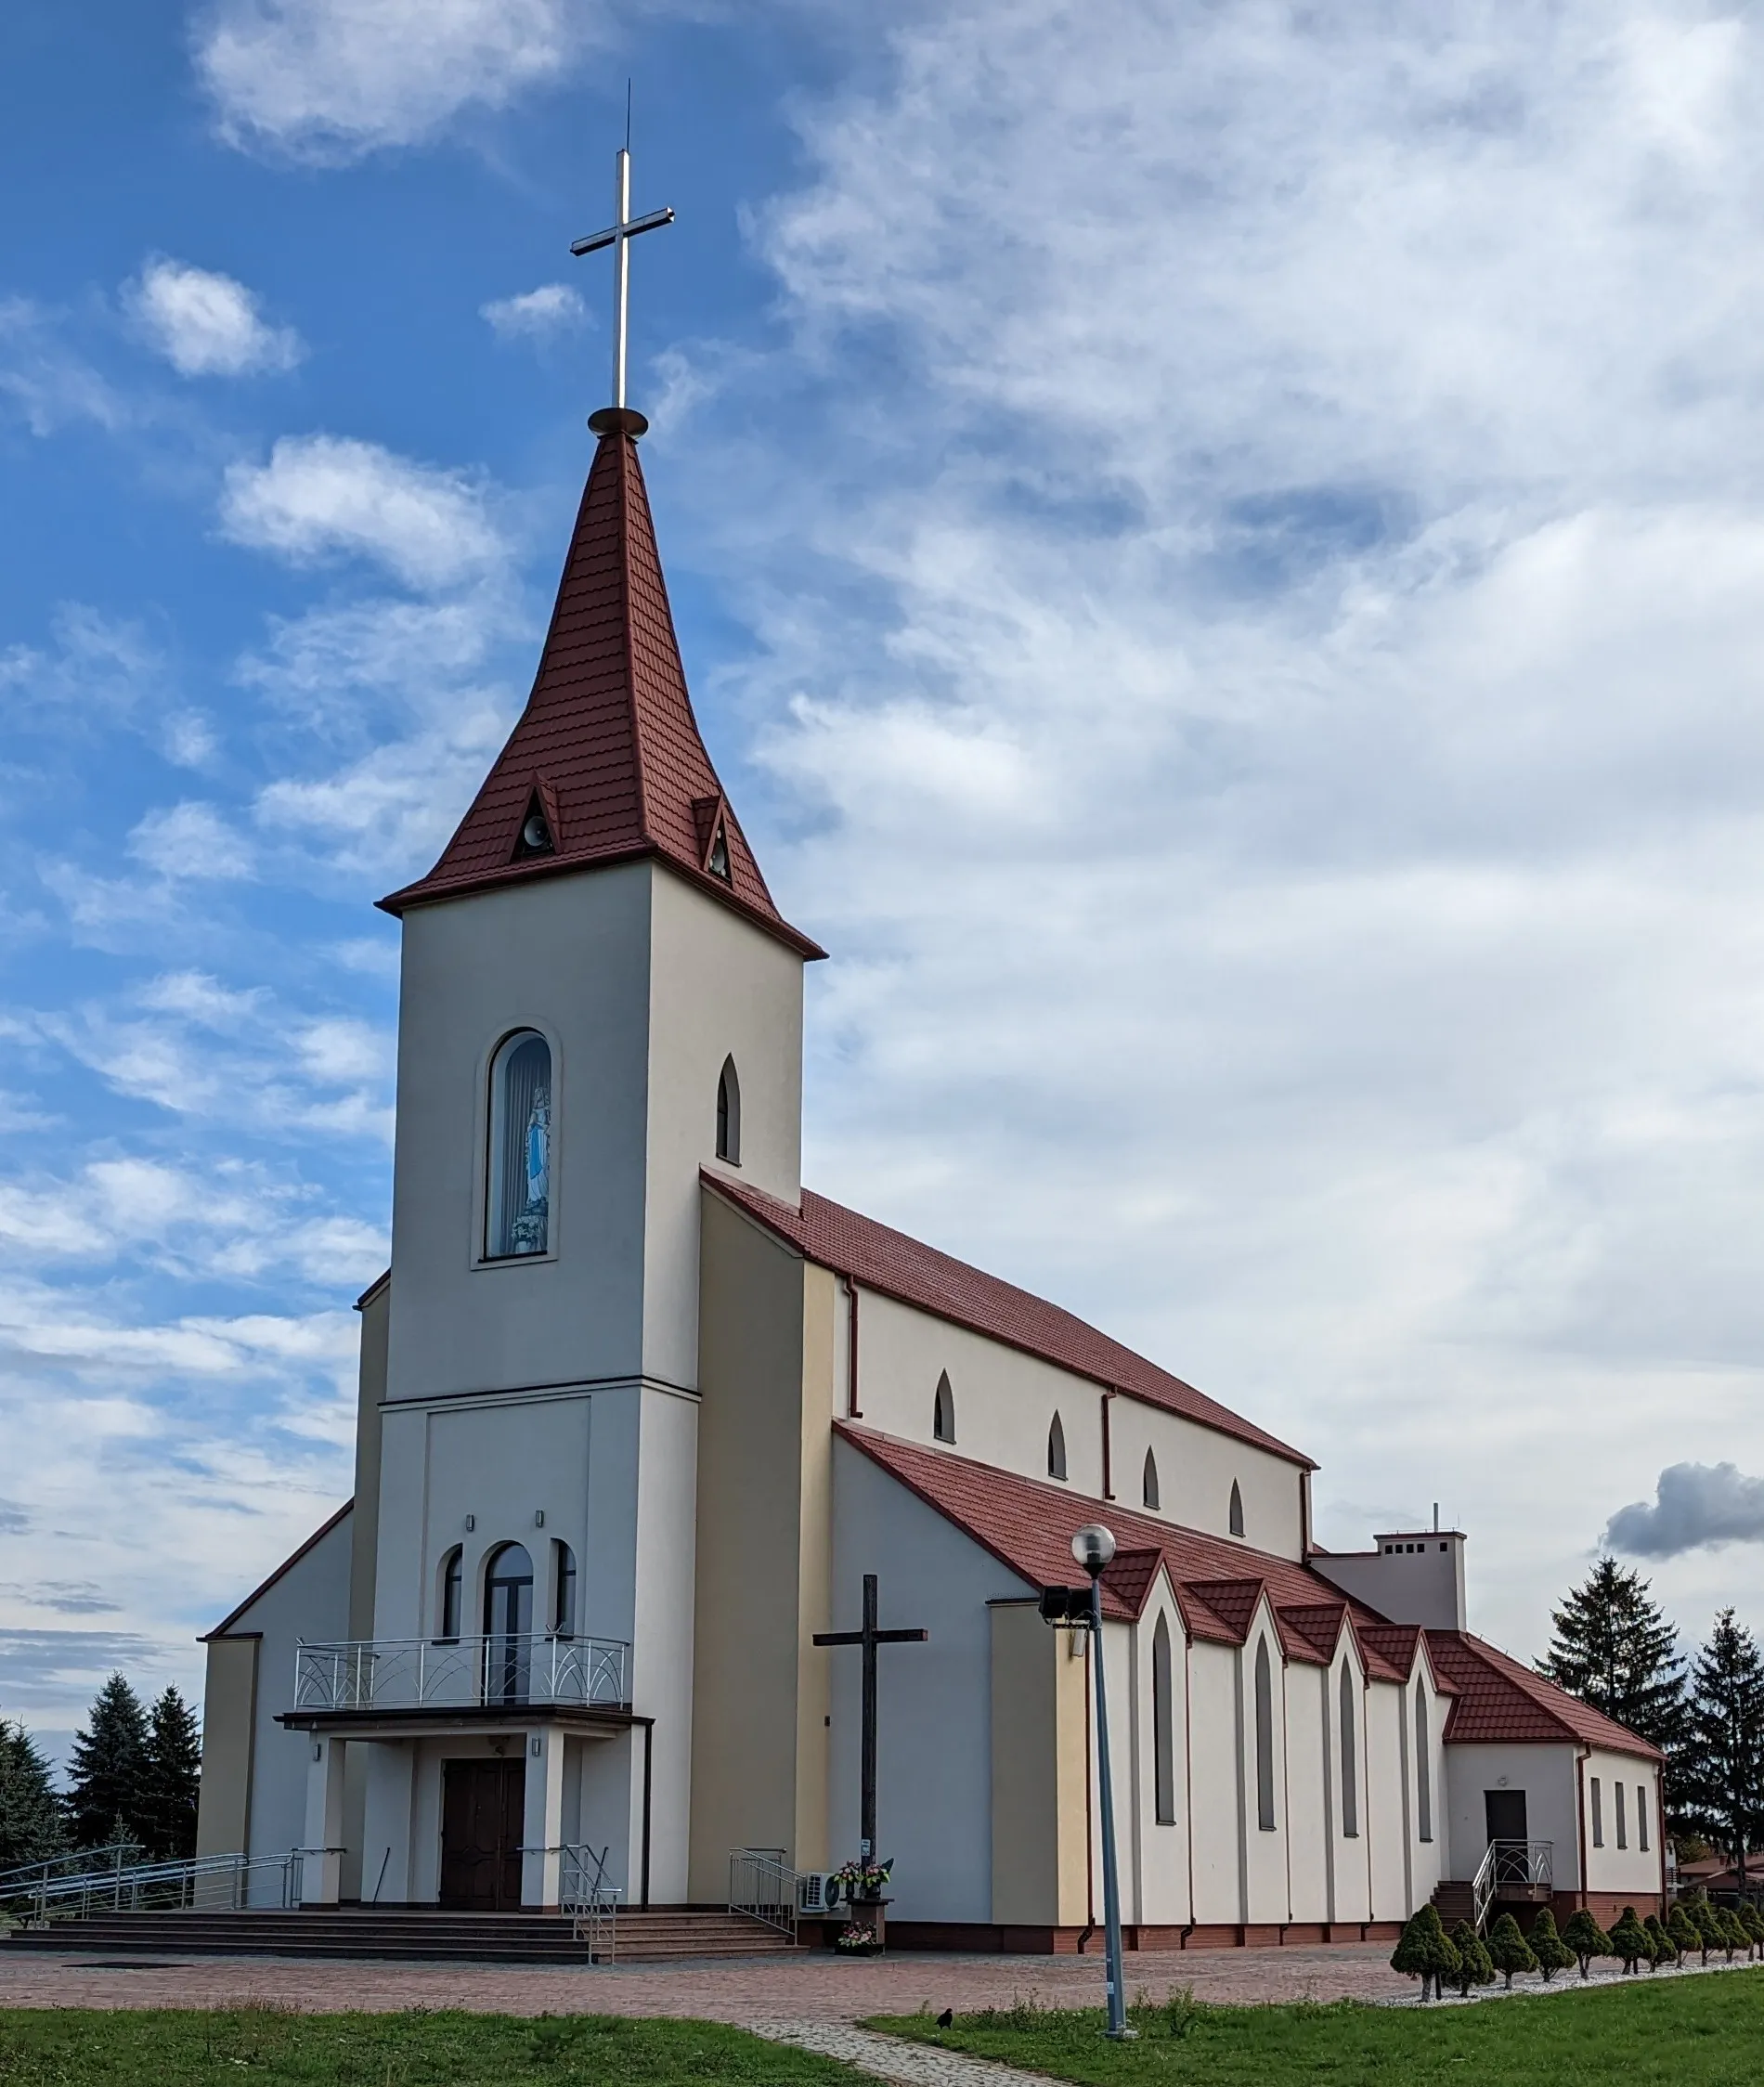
[481,283,587,342]
[127,801,256,882]
[126,257,304,378]
[220,434,504,590]
[194,0,583,162]
[0,299,124,437]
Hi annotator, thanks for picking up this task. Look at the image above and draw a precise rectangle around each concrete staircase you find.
[1431,1880,1476,1927]
[1,1906,800,1964]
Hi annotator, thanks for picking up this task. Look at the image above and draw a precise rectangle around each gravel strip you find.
[749,2019,1059,2087]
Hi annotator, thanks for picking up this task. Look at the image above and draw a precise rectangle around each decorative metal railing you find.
[1472,1838,1553,1930]
[558,1843,620,1963]
[292,1633,629,1714]
[0,1847,308,1925]
[729,1847,798,1942]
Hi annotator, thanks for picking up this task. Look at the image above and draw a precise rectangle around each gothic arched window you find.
[1047,1412,1067,1481]
[1142,1448,1161,1511]
[551,1539,577,1637]
[1152,1613,1176,1824]
[933,1370,955,1444]
[486,1031,551,1259]
[1340,1662,1358,1838]
[437,1546,463,1641]
[715,1056,741,1164]
[485,1542,535,1705]
[1415,1683,1433,1842]
[1254,1637,1277,1831]
[1228,1479,1245,1537]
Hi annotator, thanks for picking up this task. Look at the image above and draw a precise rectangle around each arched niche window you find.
[1414,1683,1433,1842]
[1228,1479,1245,1537]
[1339,1663,1358,1838]
[1253,1637,1277,1831]
[715,1056,741,1164]
[1152,1613,1176,1824]
[1142,1448,1161,1511]
[551,1539,577,1638]
[486,1031,551,1259]
[484,1542,534,1704]
[933,1370,955,1444]
[437,1546,463,1642]
[1047,1411,1067,1481]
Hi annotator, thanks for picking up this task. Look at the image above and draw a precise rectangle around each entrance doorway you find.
[440,1757,525,1910]
[1485,1787,1528,1886]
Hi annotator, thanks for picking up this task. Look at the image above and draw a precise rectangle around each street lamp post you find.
[1070,1523,1135,2042]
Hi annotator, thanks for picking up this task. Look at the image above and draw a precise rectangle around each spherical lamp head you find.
[1071,1523,1117,1576]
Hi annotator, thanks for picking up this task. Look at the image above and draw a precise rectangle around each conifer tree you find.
[1738,1900,1764,1959]
[1538,1559,1685,1769]
[1448,1918,1494,1995]
[1686,1893,1720,1964]
[1527,1905,1576,1981]
[1667,1899,1705,1963]
[1391,1903,1459,2001]
[1561,1907,1613,1978]
[65,1674,149,1850]
[1485,1911,1537,1988]
[1715,1905,1747,1961]
[0,1718,69,1868]
[139,1687,201,1860]
[1677,1611,1764,1889]
[1608,1905,1651,1974]
[1642,1912,1676,1967]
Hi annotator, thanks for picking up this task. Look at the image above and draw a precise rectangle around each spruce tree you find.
[0,1718,69,1868]
[1561,1907,1613,1978]
[1608,1905,1651,1974]
[1485,1911,1537,1987]
[1528,1906,1576,1981]
[1448,1918,1494,1995]
[1677,1611,1764,1889]
[1738,1900,1764,1959]
[1642,1912,1676,1967]
[1715,1905,1747,1961]
[1686,1893,1720,1964]
[65,1673,149,1851]
[1538,1559,1685,1767]
[139,1687,201,1860]
[1391,1903,1459,2001]
[1667,1899,1704,1963]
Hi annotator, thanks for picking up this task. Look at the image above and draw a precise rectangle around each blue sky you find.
[5,0,1764,1756]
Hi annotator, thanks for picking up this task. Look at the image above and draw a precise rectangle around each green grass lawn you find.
[872,1967,1764,2085]
[0,2009,853,2086]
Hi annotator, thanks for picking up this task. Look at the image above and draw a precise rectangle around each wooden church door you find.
[440,1758,525,1910]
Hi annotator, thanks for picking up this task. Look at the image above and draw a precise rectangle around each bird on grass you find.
[935,2009,953,2029]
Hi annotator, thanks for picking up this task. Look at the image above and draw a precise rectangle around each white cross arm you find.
[570,206,675,257]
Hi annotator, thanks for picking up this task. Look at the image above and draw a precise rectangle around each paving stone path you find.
[748,2019,1058,2087]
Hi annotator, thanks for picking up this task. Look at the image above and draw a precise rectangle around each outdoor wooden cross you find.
[813,1574,928,1862]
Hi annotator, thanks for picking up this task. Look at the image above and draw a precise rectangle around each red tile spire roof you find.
[380,412,824,958]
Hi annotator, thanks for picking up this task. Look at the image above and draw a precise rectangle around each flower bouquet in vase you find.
[831,1856,893,1955]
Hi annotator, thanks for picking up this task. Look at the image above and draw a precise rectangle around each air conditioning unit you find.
[797,1871,846,1914]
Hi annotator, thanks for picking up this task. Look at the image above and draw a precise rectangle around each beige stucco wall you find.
[348,1278,389,1642]
[1126,1580,1190,1925]
[1443,1741,1580,1886]
[1187,1640,1243,1922]
[194,1634,259,1860]
[1365,1677,1412,1918]
[1583,1749,1665,1898]
[989,1601,1089,1926]
[1284,1657,1328,1923]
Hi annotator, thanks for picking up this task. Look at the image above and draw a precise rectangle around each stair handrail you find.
[0,1847,305,1925]
[728,1847,798,1942]
[1470,1838,1499,1930]
[1472,1838,1555,1930]
[558,1843,619,1964]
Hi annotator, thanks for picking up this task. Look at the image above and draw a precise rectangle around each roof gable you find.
[1425,1629,1663,1760]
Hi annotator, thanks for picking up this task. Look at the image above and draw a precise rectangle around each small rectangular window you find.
[1615,1781,1628,1849]
[1638,1785,1650,1852]
[1590,1776,1603,1847]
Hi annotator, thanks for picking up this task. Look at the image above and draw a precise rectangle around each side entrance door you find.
[1485,1788,1528,1883]
[440,1758,525,1910]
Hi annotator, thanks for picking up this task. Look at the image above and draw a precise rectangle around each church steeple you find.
[379,412,823,959]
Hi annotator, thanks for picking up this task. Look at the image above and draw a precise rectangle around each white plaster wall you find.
[1313,1538,1467,1629]
[1240,1617,1290,1924]
[1411,1673,1446,1908]
[830,1439,1033,1924]
[1187,1641,1243,1923]
[1087,1617,1136,1929]
[1583,1749,1664,1898]
[227,1510,352,1885]
[1329,1654,1374,1925]
[1284,1660,1328,1924]
[387,866,655,1400]
[629,1382,699,1902]
[643,866,804,1391]
[1365,1680,1412,1920]
[1128,1587,1191,1925]
[1443,1743,1580,1887]
[851,1291,1305,1557]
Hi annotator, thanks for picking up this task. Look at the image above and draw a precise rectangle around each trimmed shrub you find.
[1608,1905,1651,1975]
[1485,1911,1538,1989]
[1667,1901,1704,1962]
[1391,1904,1460,2002]
[1561,1908,1614,1978]
[1642,1912,1678,1967]
[1528,1907,1576,1982]
[1737,1901,1764,1959]
[1449,1919,1495,1997]
[1715,1906,1748,1961]
[1688,1895,1722,1964]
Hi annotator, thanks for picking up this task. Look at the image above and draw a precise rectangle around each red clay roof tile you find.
[380,425,823,959]
[709,1174,1314,1469]
[1423,1630,1662,1760]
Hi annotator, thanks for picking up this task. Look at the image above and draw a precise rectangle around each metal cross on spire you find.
[569,117,674,415]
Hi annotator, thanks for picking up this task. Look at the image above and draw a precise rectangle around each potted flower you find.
[831,1856,893,1955]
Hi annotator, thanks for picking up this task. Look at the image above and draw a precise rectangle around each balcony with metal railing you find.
[292,1633,629,1717]
[1472,1838,1554,1928]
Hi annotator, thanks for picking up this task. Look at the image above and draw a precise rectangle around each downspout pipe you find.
[843,1276,861,1419]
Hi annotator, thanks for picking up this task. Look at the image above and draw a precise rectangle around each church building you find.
[194,396,1667,1950]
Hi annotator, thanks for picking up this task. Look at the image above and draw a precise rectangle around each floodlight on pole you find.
[1071,1523,1135,2041]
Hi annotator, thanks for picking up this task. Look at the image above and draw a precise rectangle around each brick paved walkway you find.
[0,1940,1408,2019]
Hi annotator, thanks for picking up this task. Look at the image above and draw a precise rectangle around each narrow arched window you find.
[486,1031,551,1258]
[1152,1614,1175,1824]
[715,1056,741,1164]
[933,1370,955,1443]
[552,1539,577,1637]
[1142,1448,1160,1511]
[1339,1663,1358,1838]
[438,1546,463,1641]
[1228,1479,1245,1537]
[485,1542,535,1705]
[1254,1637,1276,1831]
[1047,1412,1067,1481]
[1415,1683,1433,1842]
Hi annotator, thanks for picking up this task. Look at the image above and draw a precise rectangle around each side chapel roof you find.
[1424,1629,1665,1760]
[380,414,824,960]
[707,1173,1314,1469]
